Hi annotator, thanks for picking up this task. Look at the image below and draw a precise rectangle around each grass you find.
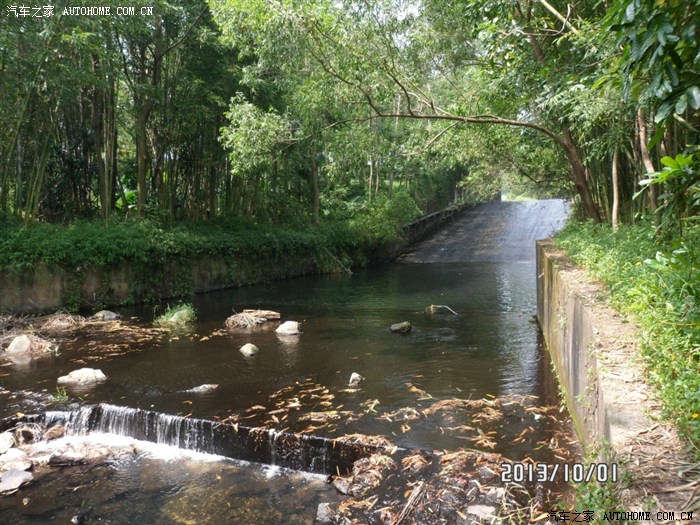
[154,303,196,326]
[555,220,700,453]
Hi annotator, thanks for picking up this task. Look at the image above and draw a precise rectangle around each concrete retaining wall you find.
[536,238,607,449]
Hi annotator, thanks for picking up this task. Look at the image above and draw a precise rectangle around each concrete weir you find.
[537,238,692,516]
[18,403,406,476]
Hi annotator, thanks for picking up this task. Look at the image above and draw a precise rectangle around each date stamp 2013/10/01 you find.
[500,462,618,483]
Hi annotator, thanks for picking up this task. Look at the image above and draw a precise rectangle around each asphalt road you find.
[398,199,569,264]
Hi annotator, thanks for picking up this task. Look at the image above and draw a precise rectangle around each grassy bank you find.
[555,221,700,450]
[0,197,426,310]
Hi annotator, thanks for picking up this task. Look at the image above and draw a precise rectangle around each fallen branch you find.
[425,304,459,315]
[391,481,426,525]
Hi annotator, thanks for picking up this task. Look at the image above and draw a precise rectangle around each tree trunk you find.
[562,128,601,222]
[611,148,620,231]
[311,148,320,225]
[136,115,149,218]
[636,109,658,213]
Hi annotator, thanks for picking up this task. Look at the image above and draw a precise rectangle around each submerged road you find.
[399,199,569,264]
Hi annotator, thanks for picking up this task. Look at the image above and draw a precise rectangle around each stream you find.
[0,199,570,524]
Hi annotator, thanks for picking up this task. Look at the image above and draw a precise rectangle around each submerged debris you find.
[225,309,281,331]
[2,334,57,359]
[225,313,267,330]
[38,313,86,333]
[242,309,281,320]
[327,448,549,524]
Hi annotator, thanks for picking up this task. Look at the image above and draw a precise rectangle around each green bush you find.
[556,221,700,450]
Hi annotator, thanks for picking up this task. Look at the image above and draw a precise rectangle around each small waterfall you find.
[32,403,402,475]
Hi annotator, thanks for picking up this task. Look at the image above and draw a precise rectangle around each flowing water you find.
[0,199,569,523]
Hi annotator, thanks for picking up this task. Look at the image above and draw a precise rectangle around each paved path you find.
[398,199,569,264]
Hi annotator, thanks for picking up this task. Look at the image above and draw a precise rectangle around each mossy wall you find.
[536,238,608,449]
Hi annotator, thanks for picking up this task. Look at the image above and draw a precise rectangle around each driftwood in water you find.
[425,304,459,315]
[242,309,281,320]
[225,309,281,331]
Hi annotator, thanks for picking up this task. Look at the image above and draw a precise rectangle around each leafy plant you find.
[154,303,197,327]
[638,153,700,235]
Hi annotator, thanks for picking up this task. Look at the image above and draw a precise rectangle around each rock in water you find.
[0,469,33,494]
[0,448,32,472]
[276,321,301,335]
[184,384,219,393]
[57,368,107,386]
[239,343,259,357]
[6,335,31,354]
[90,310,121,321]
[316,502,337,523]
[0,432,15,454]
[390,321,412,334]
[349,372,364,387]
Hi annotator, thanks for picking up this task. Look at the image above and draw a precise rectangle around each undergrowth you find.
[556,220,700,453]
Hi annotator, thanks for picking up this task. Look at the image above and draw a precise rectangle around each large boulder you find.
[6,335,31,354]
[90,310,121,321]
[276,321,301,335]
[57,368,107,386]
[239,343,259,357]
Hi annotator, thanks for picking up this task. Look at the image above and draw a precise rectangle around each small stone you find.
[57,368,107,386]
[0,469,33,494]
[184,384,219,393]
[390,321,412,334]
[0,432,14,454]
[7,335,31,354]
[349,372,364,387]
[477,466,496,481]
[276,321,301,335]
[316,502,337,523]
[239,343,259,357]
[466,504,497,521]
[332,476,352,495]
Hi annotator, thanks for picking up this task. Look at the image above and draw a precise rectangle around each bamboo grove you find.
[0,0,698,232]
